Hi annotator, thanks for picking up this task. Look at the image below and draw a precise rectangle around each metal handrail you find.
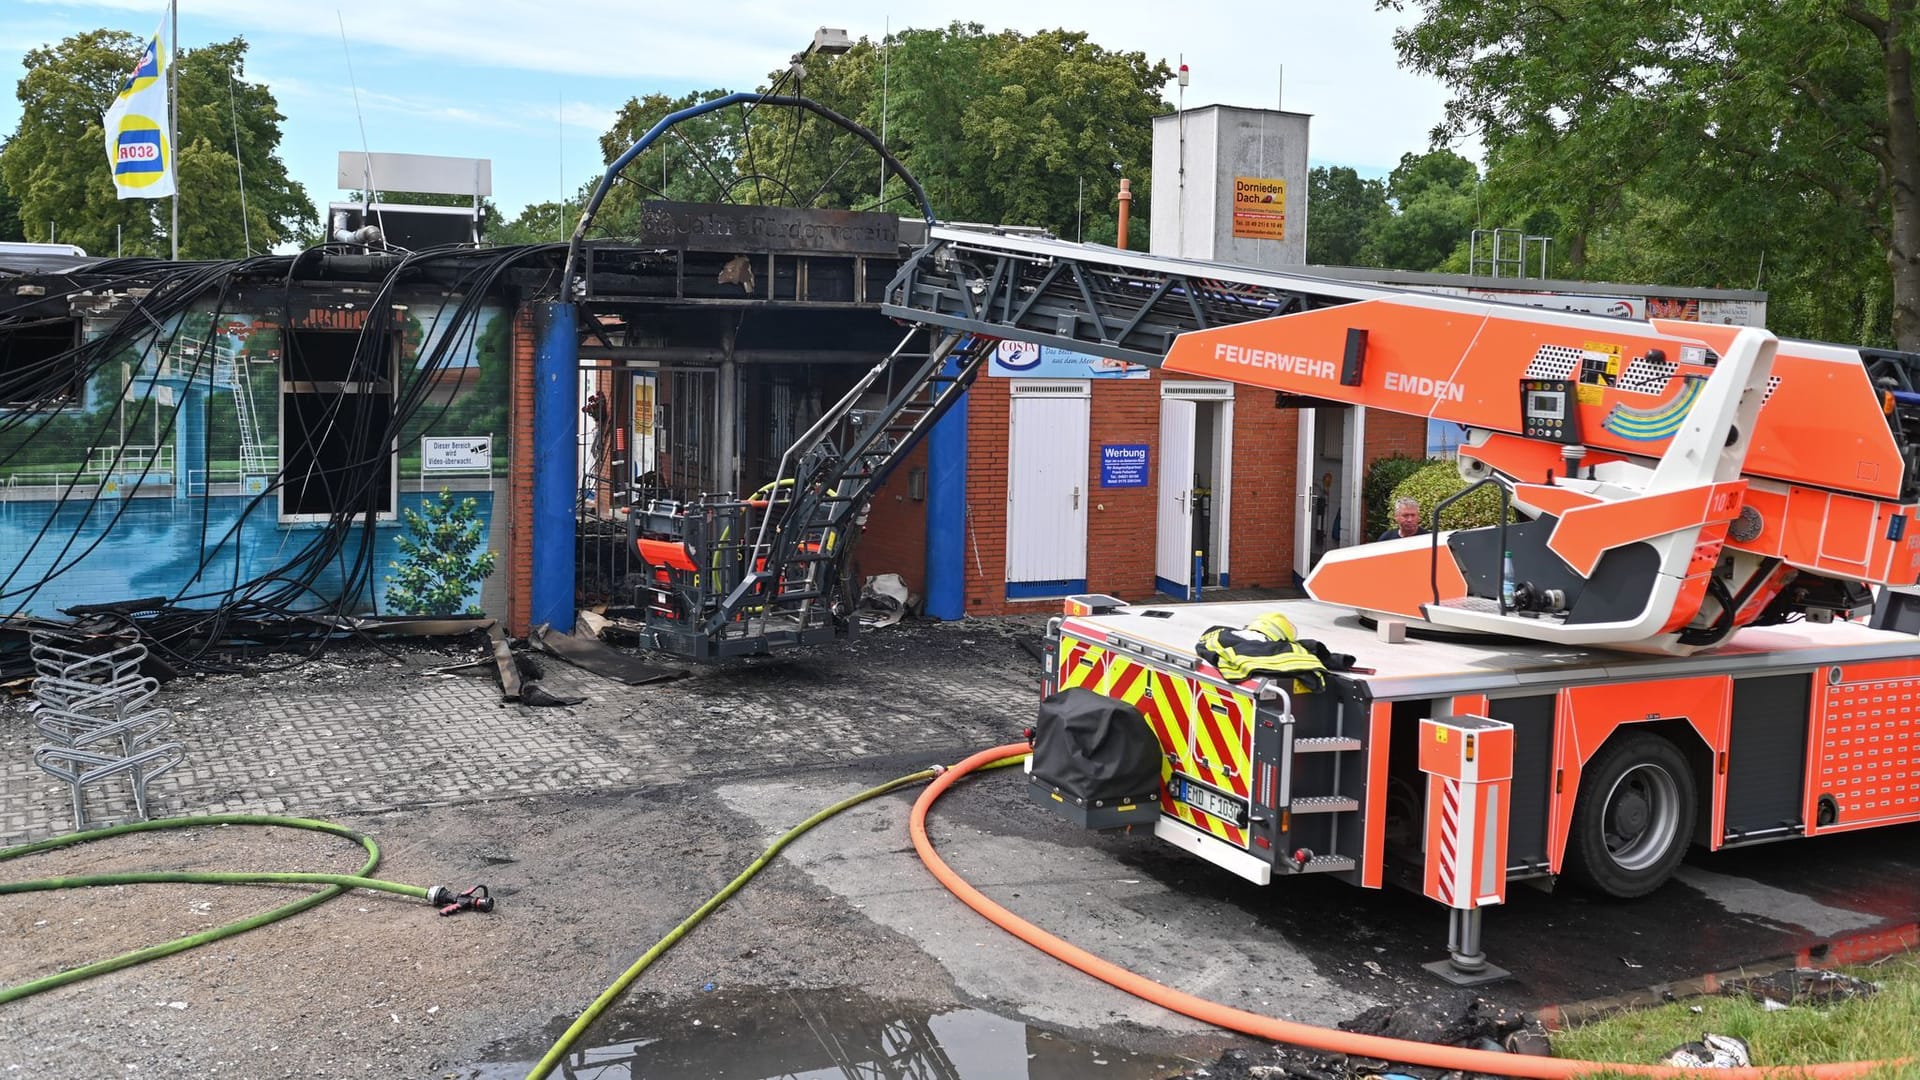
[1428,476,1516,611]
[746,325,929,563]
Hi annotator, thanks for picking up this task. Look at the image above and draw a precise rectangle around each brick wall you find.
[860,440,929,597]
[957,374,1308,616]
[1364,410,1430,467]
[963,376,1012,614]
[506,308,535,635]
[1226,384,1301,591]
[851,379,1436,618]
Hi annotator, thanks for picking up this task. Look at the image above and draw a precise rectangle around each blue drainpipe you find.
[531,301,577,632]
[923,350,968,620]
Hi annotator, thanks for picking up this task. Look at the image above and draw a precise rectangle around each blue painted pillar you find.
[172,384,204,493]
[923,349,968,620]
[531,301,577,632]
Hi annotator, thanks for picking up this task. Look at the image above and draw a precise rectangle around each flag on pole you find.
[102,18,175,200]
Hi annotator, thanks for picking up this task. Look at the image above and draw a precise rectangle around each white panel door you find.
[1157,397,1197,587]
[1006,390,1090,583]
[1295,407,1317,579]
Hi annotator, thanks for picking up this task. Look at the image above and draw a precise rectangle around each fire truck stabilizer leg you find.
[1423,906,1509,986]
[1416,714,1516,985]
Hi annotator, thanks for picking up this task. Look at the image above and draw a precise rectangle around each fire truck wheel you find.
[1564,732,1697,899]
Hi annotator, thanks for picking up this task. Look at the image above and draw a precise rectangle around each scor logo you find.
[995,341,1041,370]
[112,115,168,187]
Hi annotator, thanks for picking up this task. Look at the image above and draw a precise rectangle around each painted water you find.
[0,490,496,617]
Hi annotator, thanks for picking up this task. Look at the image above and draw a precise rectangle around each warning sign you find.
[422,436,492,472]
[1576,342,1622,406]
[1231,176,1287,240]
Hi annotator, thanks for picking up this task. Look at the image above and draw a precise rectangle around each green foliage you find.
[1552,953,1920,1073]
[1307,152,1477,272]
[1,33,313,256]
[491,199,577,246]
[1388,0,1920,347]
[591,24,1172,246]
[1363,454,1440,538]
[590,88,741,236]
[1390,462,1508,530]
[0,139,22,242]
[1361,150,1479,271]
[385,488,497,616]
[1307,166,1389,266]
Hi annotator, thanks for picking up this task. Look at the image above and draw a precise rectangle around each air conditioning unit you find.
[328,201,482,251]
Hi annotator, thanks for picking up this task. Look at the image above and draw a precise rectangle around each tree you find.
[1361,150,1479,271]
[1307,166,1389,266]
[2,31,312,257]
[0,140,23,242]
[1384,0,1920,348]
[591,25,1173,245]
[590,89,741,236]
[491,199,577,246]
[385,488,497,616]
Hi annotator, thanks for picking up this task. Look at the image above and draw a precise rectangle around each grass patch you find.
[1550,953,1920,1077]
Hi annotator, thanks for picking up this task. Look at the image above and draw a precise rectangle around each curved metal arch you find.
[719,172,805,207]
[562,92,935,287]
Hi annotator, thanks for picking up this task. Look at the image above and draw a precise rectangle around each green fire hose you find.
[0,813,489,1006]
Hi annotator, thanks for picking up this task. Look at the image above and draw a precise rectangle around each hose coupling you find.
[430,884,494,915]
[929,764,947,776]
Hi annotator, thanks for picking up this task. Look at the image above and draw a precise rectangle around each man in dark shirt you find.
[1378,496,1425,542]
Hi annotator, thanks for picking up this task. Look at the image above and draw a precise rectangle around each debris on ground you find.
[1721,967,1879,1007]
[1163,992,1550,1079]
[1660,1033,1751,1068]
[856,573,918,629]
[530,623,686,686]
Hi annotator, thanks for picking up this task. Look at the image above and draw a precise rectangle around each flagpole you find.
[169,0,178,260]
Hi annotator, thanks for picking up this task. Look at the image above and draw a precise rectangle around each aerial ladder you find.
[628,227,1398,658]
[638,223,1920,658]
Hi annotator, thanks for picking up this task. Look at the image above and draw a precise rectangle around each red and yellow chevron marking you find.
[1058,637,1109,691]
[1058,635,1255,848]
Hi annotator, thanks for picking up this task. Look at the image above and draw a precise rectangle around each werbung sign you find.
[1100,444,1149,487]
[1231,176,1286,240]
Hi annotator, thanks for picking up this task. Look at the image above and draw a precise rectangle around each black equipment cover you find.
[1030,687,1162,802]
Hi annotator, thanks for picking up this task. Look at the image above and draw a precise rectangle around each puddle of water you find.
[470,987,1196,1079]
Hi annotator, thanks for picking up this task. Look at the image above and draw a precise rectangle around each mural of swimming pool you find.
[0,490,496,619]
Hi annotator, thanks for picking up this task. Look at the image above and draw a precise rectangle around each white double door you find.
[1005,382,1090,589]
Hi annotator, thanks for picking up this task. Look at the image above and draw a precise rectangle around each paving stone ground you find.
[1,614,1055,846]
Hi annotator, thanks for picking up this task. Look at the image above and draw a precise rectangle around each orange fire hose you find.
[910,743,1898,1079]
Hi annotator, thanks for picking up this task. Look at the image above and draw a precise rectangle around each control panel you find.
[1519,378,1581,444]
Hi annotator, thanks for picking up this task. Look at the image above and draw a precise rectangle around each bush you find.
[1390,462,1512,531]
[386,488,498,616]
[1363,454,1440,539]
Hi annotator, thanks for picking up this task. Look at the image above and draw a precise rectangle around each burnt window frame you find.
[0,317,85,411]
[277,327,398,523]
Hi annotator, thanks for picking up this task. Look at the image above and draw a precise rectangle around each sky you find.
[0,0,1479,231]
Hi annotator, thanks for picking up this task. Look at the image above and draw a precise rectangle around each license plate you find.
[1174,775,1245,826]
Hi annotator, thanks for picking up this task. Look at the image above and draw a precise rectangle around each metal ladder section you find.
[213,350,274,480]
[707,326,999,636]
[164,335,274,481]
[881,225,1392,368]
[1277,684,1372,878]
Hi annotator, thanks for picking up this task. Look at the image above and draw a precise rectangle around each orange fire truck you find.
[646,223,1920,982]
[1011,289,1920,984]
